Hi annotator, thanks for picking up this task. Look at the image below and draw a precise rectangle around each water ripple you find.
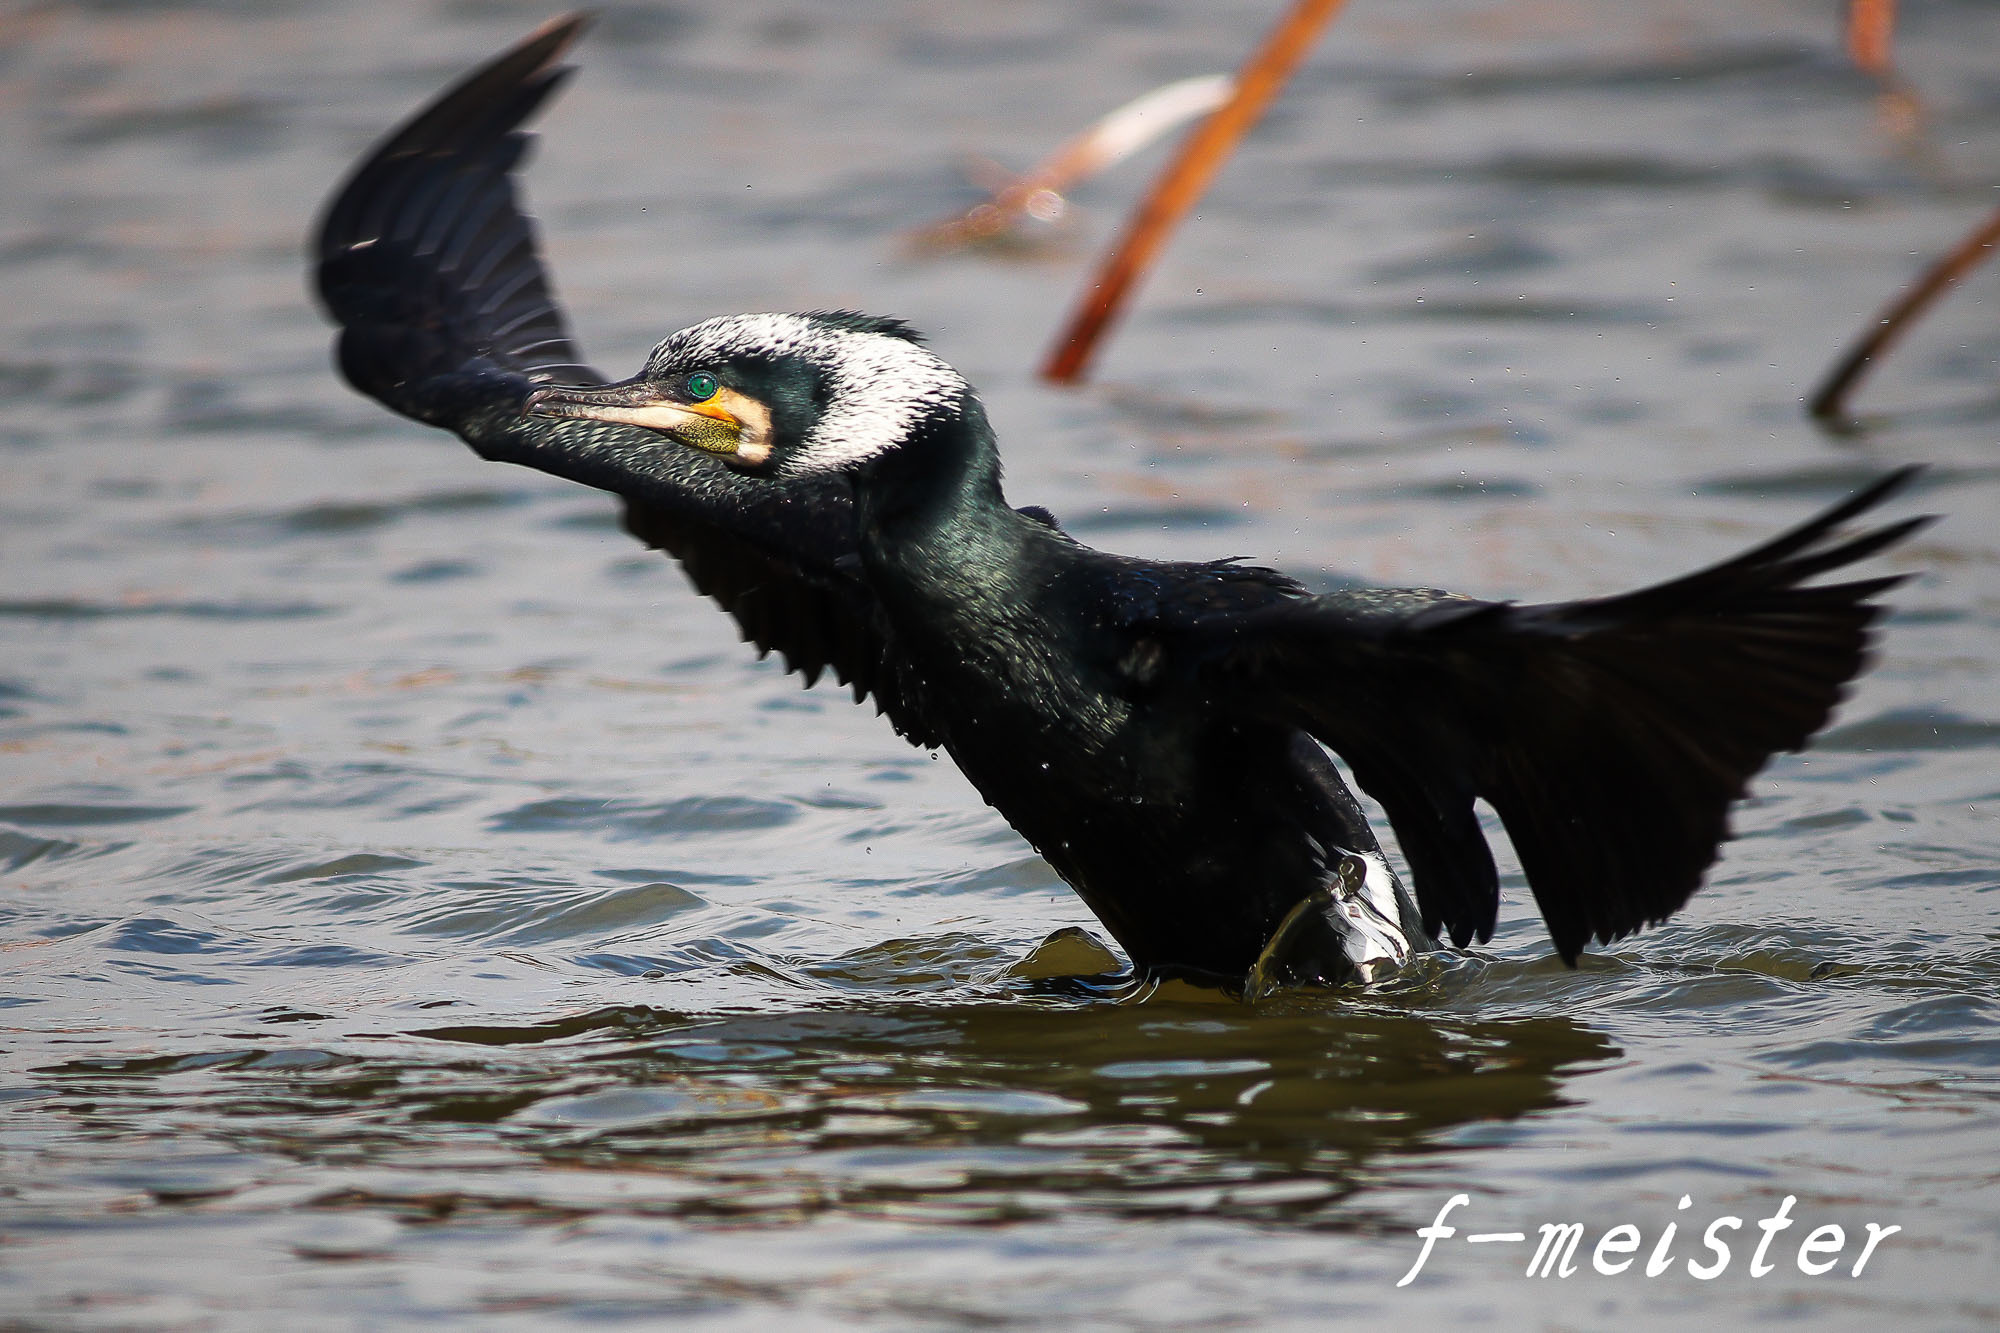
[488,795,801,839]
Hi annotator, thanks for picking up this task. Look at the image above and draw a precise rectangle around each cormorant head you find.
[527,311,969,476]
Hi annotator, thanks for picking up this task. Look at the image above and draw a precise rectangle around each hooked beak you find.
[526,378,772,467]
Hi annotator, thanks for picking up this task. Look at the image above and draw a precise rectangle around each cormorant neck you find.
[855,392,1011,542]
[851,393,1046,626]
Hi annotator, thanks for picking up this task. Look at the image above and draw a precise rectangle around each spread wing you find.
[311,14,936,743]
[1190,470,1928,962]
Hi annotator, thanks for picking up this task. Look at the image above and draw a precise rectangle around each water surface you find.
[3,0,1998,1326]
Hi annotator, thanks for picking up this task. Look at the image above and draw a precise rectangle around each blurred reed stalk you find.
[1040,0,1349,385]
[1846,0,1897,75]
[907,75,1233,254]
[1809,202,2000,422]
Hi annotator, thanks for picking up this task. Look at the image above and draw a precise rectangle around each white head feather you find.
[644,313,968,475]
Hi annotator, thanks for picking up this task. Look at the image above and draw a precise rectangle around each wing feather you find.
[312,14,939,744]
[1196,471,1928,961]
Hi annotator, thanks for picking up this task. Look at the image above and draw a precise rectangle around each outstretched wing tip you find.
[1521,472,1927,963]
[315,12,603,421]
[1206,470,1927,966]
[531,10,595,49]
[317,20,946,754]
[314,12,588,266]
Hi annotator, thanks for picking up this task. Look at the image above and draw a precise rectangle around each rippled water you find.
[5,0,1999,1326]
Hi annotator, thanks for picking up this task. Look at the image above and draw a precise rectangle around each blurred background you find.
[2,1,1996,1326]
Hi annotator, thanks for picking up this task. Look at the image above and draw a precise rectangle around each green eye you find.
[686,372,719,402]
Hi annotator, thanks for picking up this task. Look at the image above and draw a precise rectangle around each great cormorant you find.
[316,16,1926,988]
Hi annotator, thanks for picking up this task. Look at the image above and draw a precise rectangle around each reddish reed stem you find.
[1809,202,2000,422]
[1846,0,1897,75]
[1040,0,1349,384]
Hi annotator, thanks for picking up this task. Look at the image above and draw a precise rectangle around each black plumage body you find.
[846,407,1413,978]
[315,17,1926,987]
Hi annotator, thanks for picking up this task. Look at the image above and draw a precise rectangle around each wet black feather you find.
[1197,474,1931,961]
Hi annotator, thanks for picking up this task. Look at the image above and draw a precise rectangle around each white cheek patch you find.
[646,313,968,474]
[801,332,965,472]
